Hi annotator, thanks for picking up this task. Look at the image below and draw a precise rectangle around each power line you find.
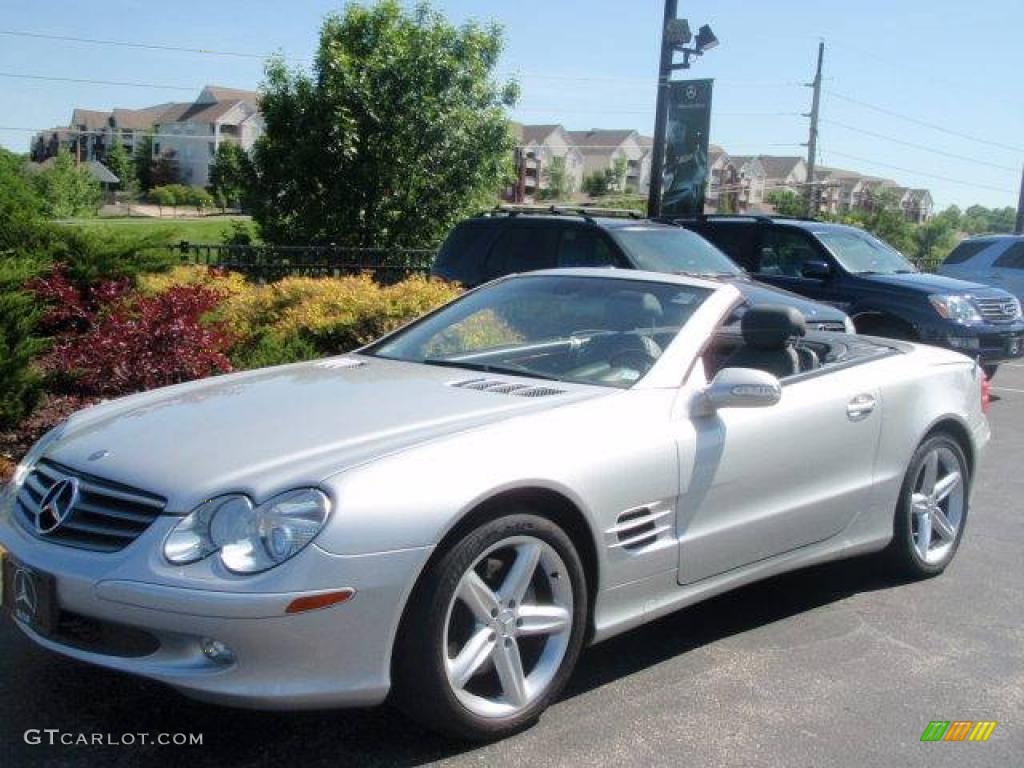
[825,89,1024,155]
[0,28,307,62]
[822,118,1018,173]
[0,71,197,91]
[821,149,1016,194]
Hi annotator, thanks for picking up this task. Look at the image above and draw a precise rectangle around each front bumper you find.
[920,320,1024,364]
[0,514,432,709]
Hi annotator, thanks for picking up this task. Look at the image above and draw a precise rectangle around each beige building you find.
[567,129,652,194]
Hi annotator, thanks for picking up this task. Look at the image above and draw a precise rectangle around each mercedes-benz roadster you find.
[0,269,989,740]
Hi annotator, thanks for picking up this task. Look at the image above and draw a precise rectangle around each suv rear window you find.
[434,222,495,285]
[943,240,992,265]
[993,242,1024,269]
[483,224,560,280]
[692,223,759,269]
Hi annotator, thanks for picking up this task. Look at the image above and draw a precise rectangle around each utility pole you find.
[803,41,824,218]
[647,0,678,219]
[1016,165,1024,234]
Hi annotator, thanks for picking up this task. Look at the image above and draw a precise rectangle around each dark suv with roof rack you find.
[675,214,1024,376]
[432,206,855,332]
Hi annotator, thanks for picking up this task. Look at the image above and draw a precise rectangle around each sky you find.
[1,0,1021,209]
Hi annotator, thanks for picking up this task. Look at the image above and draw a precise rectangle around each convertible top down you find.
[0,269,989,740]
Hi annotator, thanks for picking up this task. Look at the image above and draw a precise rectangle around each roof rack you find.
[483,204,644,221]
[662,213,820,224]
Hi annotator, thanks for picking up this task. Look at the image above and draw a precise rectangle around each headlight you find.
[3,424,67,515]
[929,294,982,324]
[164,489,331,573]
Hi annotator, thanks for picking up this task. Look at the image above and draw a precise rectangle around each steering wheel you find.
[607,348,659,375]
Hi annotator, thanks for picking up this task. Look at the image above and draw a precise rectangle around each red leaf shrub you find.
[34,268,236,397]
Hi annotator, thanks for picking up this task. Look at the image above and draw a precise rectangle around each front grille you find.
[974,296,1021,323]
[14,460,166,552]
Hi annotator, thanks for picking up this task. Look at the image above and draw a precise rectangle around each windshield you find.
[367,274,713,388]
[610,227,744,277]
[817,229,917,275]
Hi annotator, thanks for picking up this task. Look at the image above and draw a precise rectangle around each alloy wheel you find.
[909,445,965,565]
[442,535,574,719]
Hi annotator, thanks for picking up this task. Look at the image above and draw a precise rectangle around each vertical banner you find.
[660,79,714,217]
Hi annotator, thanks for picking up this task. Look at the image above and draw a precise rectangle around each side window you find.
[760,229,820,277]
[943,240,991,266]
[700,224,757,268]
[483,225,559,281]
[556,228,617,268]
[993,242,1024,269]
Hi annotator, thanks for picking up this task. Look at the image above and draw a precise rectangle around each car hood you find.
[855,271,1011,298]
[44,356,604,511]
[728,277,849,323]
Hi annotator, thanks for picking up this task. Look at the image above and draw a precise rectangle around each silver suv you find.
[939,235,1024,303]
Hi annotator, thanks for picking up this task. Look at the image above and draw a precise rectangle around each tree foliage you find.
[251,0,519,247]
[209,142,253,209]
[765,189,805,217]
[105,142,137,196]
[134,133,156,191]
[537,156,574,201]
[32,149,103,218]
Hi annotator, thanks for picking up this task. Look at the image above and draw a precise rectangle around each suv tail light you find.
[981,370,991,414]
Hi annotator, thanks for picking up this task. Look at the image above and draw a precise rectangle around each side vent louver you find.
[449,378,566,398]
[607,505,673,551]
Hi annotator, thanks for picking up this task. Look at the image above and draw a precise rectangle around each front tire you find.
[393,513,588,741]
[888,433,970,578]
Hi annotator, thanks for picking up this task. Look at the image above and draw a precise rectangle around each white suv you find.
[939,235,1024,303]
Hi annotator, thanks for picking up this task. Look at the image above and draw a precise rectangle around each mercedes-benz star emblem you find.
[35,478,79,535]
[13,570,37,617]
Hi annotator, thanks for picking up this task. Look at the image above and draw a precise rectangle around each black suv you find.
[677,215,1024,375]
[433,207,854,332]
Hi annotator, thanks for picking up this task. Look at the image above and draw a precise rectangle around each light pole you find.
[647,2,718,218]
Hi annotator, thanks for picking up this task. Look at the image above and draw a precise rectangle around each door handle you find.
[847,393,876,421]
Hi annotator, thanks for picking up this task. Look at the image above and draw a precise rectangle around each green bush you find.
[0,258,47,428]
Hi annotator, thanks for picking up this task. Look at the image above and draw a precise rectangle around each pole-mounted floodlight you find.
[648,0,719,217]
[695,24,718,52]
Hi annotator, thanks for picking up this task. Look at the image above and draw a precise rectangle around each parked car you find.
[433,207,856,332]
[938,234,1024,303]
[677,215,1024,377]
[1,269,989,740]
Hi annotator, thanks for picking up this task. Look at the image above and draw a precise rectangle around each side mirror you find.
[801,259,832,280]
[699,367,782,414]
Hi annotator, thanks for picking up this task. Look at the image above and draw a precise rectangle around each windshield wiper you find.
[421,358,560,381]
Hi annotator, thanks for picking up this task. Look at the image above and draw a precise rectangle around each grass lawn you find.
[58,215,259,244]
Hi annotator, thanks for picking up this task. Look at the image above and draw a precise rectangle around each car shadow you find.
[0,556,909,768]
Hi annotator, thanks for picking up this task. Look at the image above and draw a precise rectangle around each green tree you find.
[765,189,805,217]
[537,156,574,201]
[251,1,518,246]
[582,170,611,197]
[134,133,155,191]
[840,189,915,254]
[32,149,103,218]
[208,142,253,210]
[187,186,214,215]
[105,142,137,197]
[150,152,180,188]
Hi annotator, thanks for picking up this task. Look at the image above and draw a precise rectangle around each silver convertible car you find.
[0,269,989,740]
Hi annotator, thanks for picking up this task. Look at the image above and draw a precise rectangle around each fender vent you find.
[449,378,566,398]
[607,506,673,551]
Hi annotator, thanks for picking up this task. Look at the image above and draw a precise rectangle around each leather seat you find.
[724,305,814,379]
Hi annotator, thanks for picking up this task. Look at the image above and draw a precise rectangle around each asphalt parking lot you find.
[1,367,1022,768]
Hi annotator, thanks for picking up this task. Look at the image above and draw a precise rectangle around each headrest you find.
[740,305,806,350]
[606,290,663,330]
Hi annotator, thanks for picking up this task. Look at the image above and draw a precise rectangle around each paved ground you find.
[1,366,1022,768]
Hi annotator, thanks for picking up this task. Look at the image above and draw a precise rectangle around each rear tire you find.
[887,433,970,578]
[392,513,588,741]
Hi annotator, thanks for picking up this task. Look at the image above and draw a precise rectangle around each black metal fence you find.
[177,242,436,283]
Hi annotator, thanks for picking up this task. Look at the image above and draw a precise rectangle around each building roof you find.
[519,124,561,145]
[112,103,184,131]
[71,109,111,131]
[567,129,638,156]
[757,155,804,180]
[198,85,259,104]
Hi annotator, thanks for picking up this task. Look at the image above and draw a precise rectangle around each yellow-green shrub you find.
[136,264,247,297]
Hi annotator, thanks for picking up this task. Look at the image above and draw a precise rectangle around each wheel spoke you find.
[493,638,528,708]
[517,604,571,637]
[448,628,496,689]
[911,493,930,515]
[457,570,500,624]
[932,471,961,503]
[920,451,939,496]
[915,509,932,558]
[930,505,957,540]
[499,542,542,605]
